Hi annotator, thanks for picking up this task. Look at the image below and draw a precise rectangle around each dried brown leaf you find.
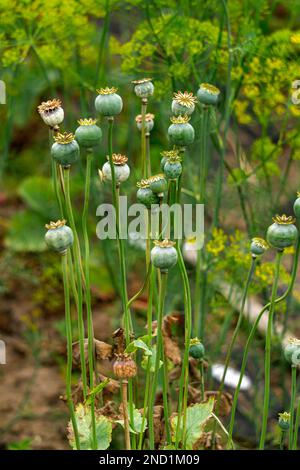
[204,391,232,416]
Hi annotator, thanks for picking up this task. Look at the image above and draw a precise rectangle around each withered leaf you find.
[204,391,232,416]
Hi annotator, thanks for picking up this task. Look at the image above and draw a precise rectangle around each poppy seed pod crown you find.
[172,91,197,116]
[45,219,74,254]
[95,87,123,116]
[51,132,79,167]
[266,215,298,250]
[38,98,64,128]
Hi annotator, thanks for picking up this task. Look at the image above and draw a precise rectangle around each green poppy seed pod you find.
[266,215,298,250]
[75,118,102,148]
[197,83,220,106]
[164,160,182,180]
[284,338,300,364]
[51,132,79,167]
[151,239,178,273]
[95,87,123,117]
[160,156,168,171]
[160,150,178,172]
[293,193,300,219]
[250,237,268,257]
[168,115,195,146]
[291,348,300,367]
[101,154,130,184]
[148,174,167,196]
[113,353,137,379]
[45,220,74,254]
[171,91,197,116]
[136,183,160,209]
[278,412,290,431]
[37,98,64,128]
[189,338,205,360]
[132,78,154,98]
[135,113,154,132]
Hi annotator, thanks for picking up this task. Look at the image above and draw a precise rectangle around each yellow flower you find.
[206,228,227,256]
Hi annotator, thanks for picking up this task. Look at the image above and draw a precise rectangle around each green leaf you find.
[125,338,152,356]
[85,379,110,405]
[170,398,214,449]
[7,438,32,450]
[18,176,57,219]
[115,404,147,434]
[5,210,46,252]
[141,345,163,372]
[68,404,112,450]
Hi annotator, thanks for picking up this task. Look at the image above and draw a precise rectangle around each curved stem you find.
[212,256,256,443]
[121,380,131,450]
[61,253,80,450]
[280,430,286,450]
[149,271,168,449]
[107,117,134,447]
[147,267,156,449]
[227,236,300,448]
[82,150,97,449]
[194,106,209,337]
[200,361,205,401]
[293,397,300,449]
[213,0,233,227]
[176,245,192,448]
[259,250,283,449]
[141,98,148,177]
[63,167,87,399]
[289,366,297,449]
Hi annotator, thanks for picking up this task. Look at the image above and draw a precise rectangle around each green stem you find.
[194,106,209,337]
[227,237,300,448]
[61,253,80,450]
[149,271,168,449]
[200,361,205,401]
[289,366,297,449]
[63,167,87,400]
[147,268,156,449]
[259,250,283,450]
[212,256,256,443]
[107,117,135,448]
[82,150,97,449]
[280,430,286,450]
[293,397,300,449]
[158,271,171,444]
[213,0,233,227]
[141,98,148,177]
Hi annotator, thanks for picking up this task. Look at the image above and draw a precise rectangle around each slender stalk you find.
[227,237,300,447]
[211,256,256,443]
[199,361,205,401]
[280,431,286,450]
[259,250,283,449]
[158,270,171,444]
[289,366,297,449]
[82,150,97,449]
[63,167,87,399]
[175,245,192,448]
[149,271,168,449]
[107,117,134,448]
[121,380,131,450]
[107,118,131,341]
[147,268,156,449]
[146,132,151,177]
[141,98,148,177]
[194,106,209,337]
[61,253,80,450]
[213,0,233,227]
[293,398,300,449]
